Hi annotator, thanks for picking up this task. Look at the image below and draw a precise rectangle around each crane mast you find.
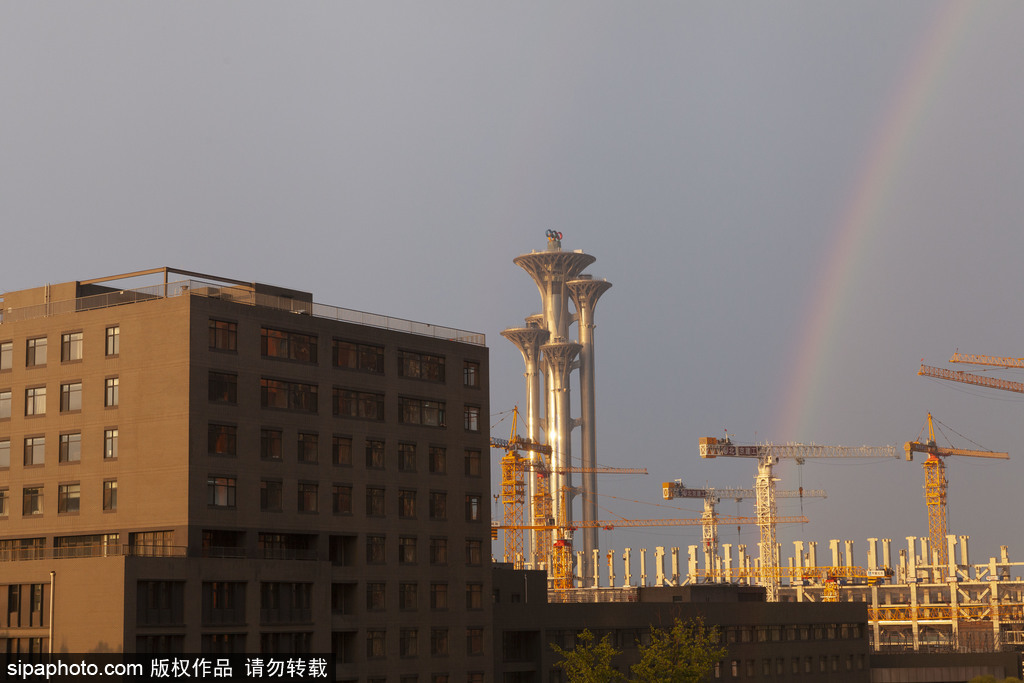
[904,413,1009,568]
[700,436,896,601]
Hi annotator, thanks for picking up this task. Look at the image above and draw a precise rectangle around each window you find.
[261,328,318,363]
[464,405,480,432]
[366,535,386,564]
[209,372,238,404]
[0,439,8,468]
[105,377,119,407]
[261,480,282,512]
[297,432,318,463]
[366,630,386,659]
[105,326,120,356]
[332,485,352,515]
[399,629,418,658]
[429,492,447,521]
[24,436,45,466]
[208,424,237,457]
[398,443,417,471]
[0,341,11,370]
[466,539,482,566]
[463,360,480,387]
[209,320,237,352]
[261,428,282,461]
[298,482,318,513]
[429,446,446,474]
[58,483,80,514]
[430,583,448,610]
[332,436,352,466]
[333,388,384,420]
[465,494,482,522]
[398,350,445,381]
[23,486,43,516]
[431,629,449,656]
[399,536,417,564]
[465,449,481,476]
[396,583,417,612]
[399,397,446,427]
[365,439,385,469]
[207,476,236,508]
[25,386,46,416]
[59,433,81,463]
[26,337,47,366]
[366,583,386,611]
[466,628,483,656]
[399,489,417,518]
[366,487,386,516]
[61,332,83,362]
[430,537,448,565]
[332,339,384,373]
[0,390,10,419]
[104,429,118,460]
[0,488,7,516]
[466,583,482,609]
[261,378,318,413]
[60,382,82,412]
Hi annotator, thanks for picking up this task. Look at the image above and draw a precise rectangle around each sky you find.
[3,2,1024,574]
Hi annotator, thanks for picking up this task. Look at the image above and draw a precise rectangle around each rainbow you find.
[774,2,980,440]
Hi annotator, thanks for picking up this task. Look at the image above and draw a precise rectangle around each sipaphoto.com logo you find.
[8,658,143,680]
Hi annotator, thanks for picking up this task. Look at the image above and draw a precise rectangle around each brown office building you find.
[0,268,491,682]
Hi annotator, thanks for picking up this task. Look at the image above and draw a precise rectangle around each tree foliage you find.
[550,618,726,683]
[631,617,727,683]
[550,629,626,683]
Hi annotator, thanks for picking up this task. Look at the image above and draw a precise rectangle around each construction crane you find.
[699,436,897,601]
[491,408,552,569]
[491,408,646,569]
[662,482,826,573]
[918,351,1024,394]
[904,413,1008,568]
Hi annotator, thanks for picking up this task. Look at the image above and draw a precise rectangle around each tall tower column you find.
[567,275,612,579]
[541,340,582,534]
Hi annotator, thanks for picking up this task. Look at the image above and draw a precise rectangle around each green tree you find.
[630,617,728,683]
[550,629,626,683]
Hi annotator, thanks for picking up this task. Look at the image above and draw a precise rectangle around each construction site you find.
[494,233,1024,656]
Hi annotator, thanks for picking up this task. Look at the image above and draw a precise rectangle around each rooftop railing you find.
[1,278,486,346]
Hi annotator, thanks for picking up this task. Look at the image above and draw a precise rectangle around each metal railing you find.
[1,279,486,346]
[0,544,188,562]
[549,587,639,603]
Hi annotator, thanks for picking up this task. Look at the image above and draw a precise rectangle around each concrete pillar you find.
[807,542,818,569]
[592,549,600,589]
[639,548,647,587]
[655,547,665,587]
[606,550,615,588]
[623,548,632,587]
[722,544,733,583]
[793,541,804,571]
[959,536,969,570]
[867,538,878,572]
[947,536,957,578]
[687,545,699,584]
[845,540,854,568]
[671,547,680,586]
[830,539,841,567]
[906,537,917,581]
[882,538,892,572]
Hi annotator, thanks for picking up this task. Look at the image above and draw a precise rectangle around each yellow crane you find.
[904,413,1008,568]
[918,351,1024,394]
[661,482,826,570]
[699,436,896,601]
[490,408,646,569]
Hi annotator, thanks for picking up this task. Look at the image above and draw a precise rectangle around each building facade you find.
[0,268,491,682]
